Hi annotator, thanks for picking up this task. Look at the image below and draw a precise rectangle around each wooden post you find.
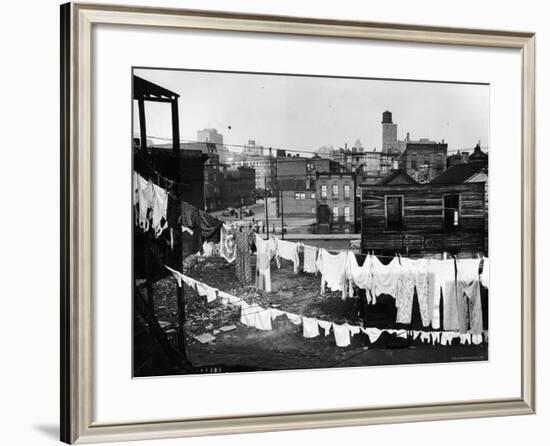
[171,95,188,368]
[138,98,147,151]
[171,97,180,153]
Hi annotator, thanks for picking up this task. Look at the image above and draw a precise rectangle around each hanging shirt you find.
[456,258,483,335]
[346,253,374,302]
[371,256,402,299]
[333,324,351,347]
[303,244,318,274]
[428,259,456,330]
[316,249,351,299]
[276,240,300,273]
[219,224,236,263]
[302,317,320,338]
[317,320,332,336]
[344,324,361,337]
[151,183,168,238]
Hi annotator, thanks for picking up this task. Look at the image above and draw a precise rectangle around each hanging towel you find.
[303,244,318,274]
[219,224,236,263]
[302,317,320,338]
[276,240,300,273]
[431,331,442,345]
[333,324,351,347]
[344,324,362,337]
[363,327,382,344]
[195,282,217,303]
[316,249,351,299]
[255,308,273,331]
[240,303,260,328]
[441,332,458,346]
[317,320,333,336]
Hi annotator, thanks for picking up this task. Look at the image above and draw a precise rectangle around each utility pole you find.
[280,183,285,239]
[264,177,269,238]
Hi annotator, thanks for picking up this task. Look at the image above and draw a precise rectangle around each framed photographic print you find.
[60,2,536,444]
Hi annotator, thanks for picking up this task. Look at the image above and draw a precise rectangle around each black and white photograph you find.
[132,68,490,377]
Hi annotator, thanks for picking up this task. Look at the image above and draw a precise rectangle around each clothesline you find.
[163,265,487,349]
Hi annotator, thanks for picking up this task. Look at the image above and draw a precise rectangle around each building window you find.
[332,184,339,197]
[344,184,350,199]
[332,206,339,220]
[443,194,460,229]
[321,185,327,199]
[295,192,300,200]
[300,193,306,200]
[344,206,351,222]
[311,193,316,199]
[411,153,417,170]
[424,154,430,166]
[311,207,315,214]
[385,196,403,229]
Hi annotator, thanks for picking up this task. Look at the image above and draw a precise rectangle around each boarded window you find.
[443,194,460,229]
[386,196,403,228]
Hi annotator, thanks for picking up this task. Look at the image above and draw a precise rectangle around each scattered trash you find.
[194,333,216,344]
[213,329,220,335]
[219,325,237,332]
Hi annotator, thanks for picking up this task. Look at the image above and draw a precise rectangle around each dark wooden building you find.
[360,182,487,256]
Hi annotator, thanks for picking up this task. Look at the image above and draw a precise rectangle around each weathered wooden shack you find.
[360,182,487,256]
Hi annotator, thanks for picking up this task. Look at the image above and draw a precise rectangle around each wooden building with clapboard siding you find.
[360,182,487,257]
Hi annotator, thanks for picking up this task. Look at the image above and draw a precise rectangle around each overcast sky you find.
[133,68,489,155]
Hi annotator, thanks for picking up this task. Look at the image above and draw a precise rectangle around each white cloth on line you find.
[333,324,351,347]
[428,259,456,330]
[317,320,332,336]
[303,244,318,274]
[276,240,300,273]
[363,327,382,344]
[371,255,402,299]
[151,183,168,237]
[316,249,351,299]
[302,317,320,338]
[346,252,374,303]
[269,308,286,320]
[285,312,302,325]
[344,324,362,337]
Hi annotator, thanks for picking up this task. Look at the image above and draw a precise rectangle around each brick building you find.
[315,172,356,234]
[398,141,448,183]
[219,166,255,208]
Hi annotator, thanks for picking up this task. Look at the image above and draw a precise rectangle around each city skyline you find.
[133,68,489,155]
